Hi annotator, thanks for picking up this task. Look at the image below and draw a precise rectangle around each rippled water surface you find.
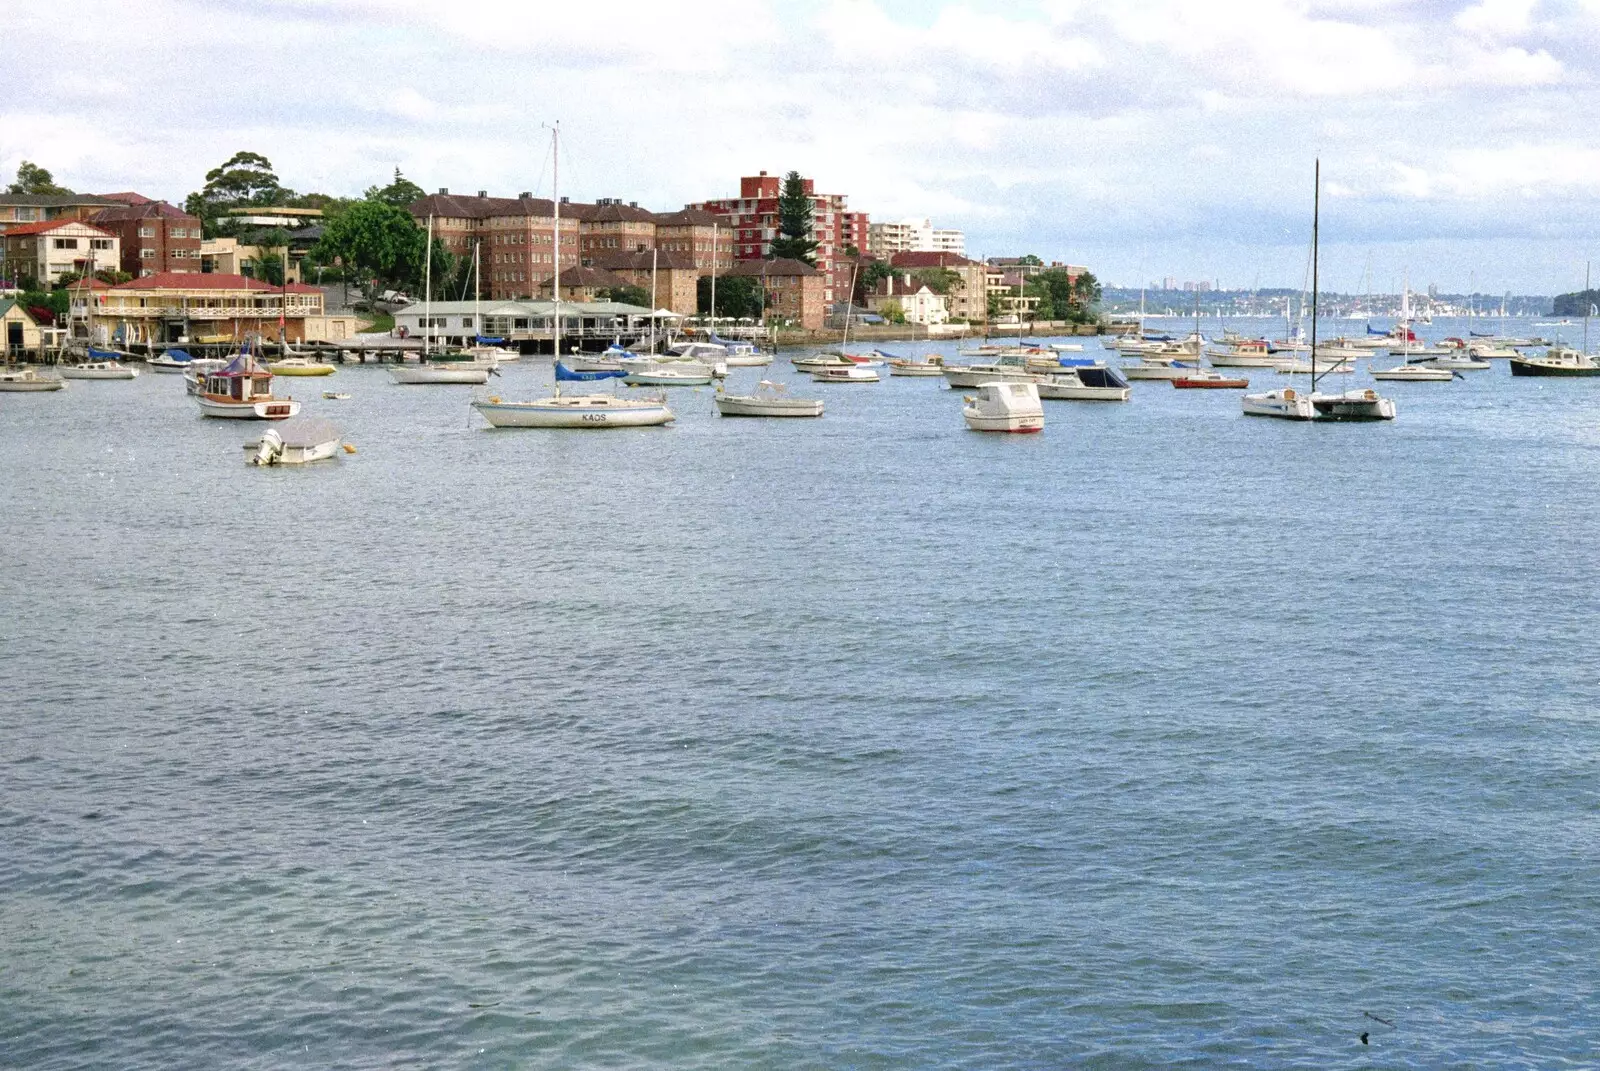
[3,319,1598,1068]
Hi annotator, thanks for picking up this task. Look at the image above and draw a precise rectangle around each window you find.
[461,317,474,327]
[138,227,155,238]
[53,237,79,249]
[91,238,112,250]
[141,248,155,259]
[171,227,186,238]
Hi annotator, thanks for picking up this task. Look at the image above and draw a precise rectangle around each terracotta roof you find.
[588,201,656,223]
[2,219,114,237]
[590,250,697,272]
[98,192,155,205]
[889,251,979,269]
[654,208,723,227]
[410,193,596,221]
[539,266,631,290]
[92,201,198,223]
[724,257,822,278]
[110,272,321,294]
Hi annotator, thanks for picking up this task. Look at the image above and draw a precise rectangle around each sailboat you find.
[466,241,519,363]
[1510,263,1600,377]
[1244,161,1395,420]
[1173,288,1248,388]
[472,125,674,429]
[392,214,492,385]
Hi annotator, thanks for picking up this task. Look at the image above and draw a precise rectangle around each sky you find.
[5,0,1600,294]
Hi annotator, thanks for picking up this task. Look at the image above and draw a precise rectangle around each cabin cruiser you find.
[1508,346,1600,377]
[810,365,880,383]
[943,354,1039,388]
[1207,338,1280,367]
[0,366,67,391]
[962,381,1044,433]
[1372,364,1456,381]
[59,360,137,380]
[1035,365,1131,401]
[193,356,299,419]
[886,354,946,377]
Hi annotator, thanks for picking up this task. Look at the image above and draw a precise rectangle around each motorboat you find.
[810,365,880,383]
[59,360,137,380]
[1048,342,1085,353]
[245,418,344,465]
[1372,364,1457,381]
[1172,369,1249,389]
[472,392,674,428]
[390,363,491,385]
[1207,339,1280,367]
[1467,342,1519,359]
[942,355,1037,388]
[714,380,823,417]
[1508,347,1600,377]
[266,356,336,376]
[322,391,350,400]
[0,366,66,391]
[1119,357,1195,381]
[962,381,1044,433]
[887,354,946,377]
[1035,366,1130,401]
[1241,386,1314,420]
[193,356,299,419]
[147,349,197,372]
[1311,388,1397,420]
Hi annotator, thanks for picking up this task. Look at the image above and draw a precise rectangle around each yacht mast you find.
[1310,160,1321,390]
[424,214,434,361]
[552,123,562,392]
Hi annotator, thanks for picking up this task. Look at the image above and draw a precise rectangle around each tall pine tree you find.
[768,170,818,265]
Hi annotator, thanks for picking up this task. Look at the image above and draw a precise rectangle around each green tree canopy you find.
[767,170,817,265]
[855,259,893,303]
[312,199,427,293]
[185,151,293,238]
[1025,268,1100,324]
[1552,289,1600,317]
[365,168,427,210]
[1017,254,1044,266]
[697,274,763,319]
[6,161,71,195]
[909,267,961,295]
[598,285,651,308]
[878,299,906,324]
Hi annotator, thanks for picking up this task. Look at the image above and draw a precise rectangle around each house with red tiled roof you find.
[0,192,123,235]
[0,219,119,286]
[887,251,989,323]
[866,272,950,326]
[92,272,331,345]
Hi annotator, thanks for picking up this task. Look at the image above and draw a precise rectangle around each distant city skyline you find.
[5,0,1597,294]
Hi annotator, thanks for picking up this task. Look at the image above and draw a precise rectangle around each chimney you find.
[629,201,638,208]
[519,191,530,199]
[560,196,569,204]
[438,187,448,195]
[478,189,487,198]
[759,170,767,177]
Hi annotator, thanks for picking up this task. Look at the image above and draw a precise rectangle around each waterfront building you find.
[581,199,657,258]
[652,208,733,274]
[866,272,950,326]
[887,251,989,323]
[688,171,865,313]
[1,296,43,356]
[90,272,334,345]
[393,298,655,349]
[537,265,632,303]
[0,193,123,236]
[90,200,202,277]
[723,257,826,329]
[589,250,700,316]
[0,219,120,286]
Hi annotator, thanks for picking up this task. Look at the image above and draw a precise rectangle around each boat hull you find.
[266,362,336,376]
[1310,390,1396,421]
[0,375,66,392]
[623,372,713,386]
[1172,376,1249,389]
[1509,359,1600,377]
[1241,389,1314,420]
[963,413,1043,432]
[389,366,490,385]
[195,395,300,419]
[888,365,946,377]
[473,397,674,428]
[1036,382,1129,401]
[715,396,824,417]
[59,364,137,379]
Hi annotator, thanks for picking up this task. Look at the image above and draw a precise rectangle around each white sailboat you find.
[473,125,673,429]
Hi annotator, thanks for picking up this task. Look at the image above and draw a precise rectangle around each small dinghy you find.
[322,391,351,400]
[245,417,345,465]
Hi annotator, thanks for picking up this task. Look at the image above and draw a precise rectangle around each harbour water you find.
[3,319,1598,1067]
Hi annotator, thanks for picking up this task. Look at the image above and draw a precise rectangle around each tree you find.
[1017,253,1044,267]
[6,161,71,195]
[879,299,906,324]
[598,285,651,308]
[313,199,427,294]
[767,170,817,265]
[909,267,961,295]
[696,274,763,319]
[1026,268,1101,324]
[185,151,292,238]
[365,168,427,210]
[1552,289,1600,317]
[855,259,893,303]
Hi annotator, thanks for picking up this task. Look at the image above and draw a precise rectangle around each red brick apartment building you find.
[689,171,868,311]
[90,200,203,277]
